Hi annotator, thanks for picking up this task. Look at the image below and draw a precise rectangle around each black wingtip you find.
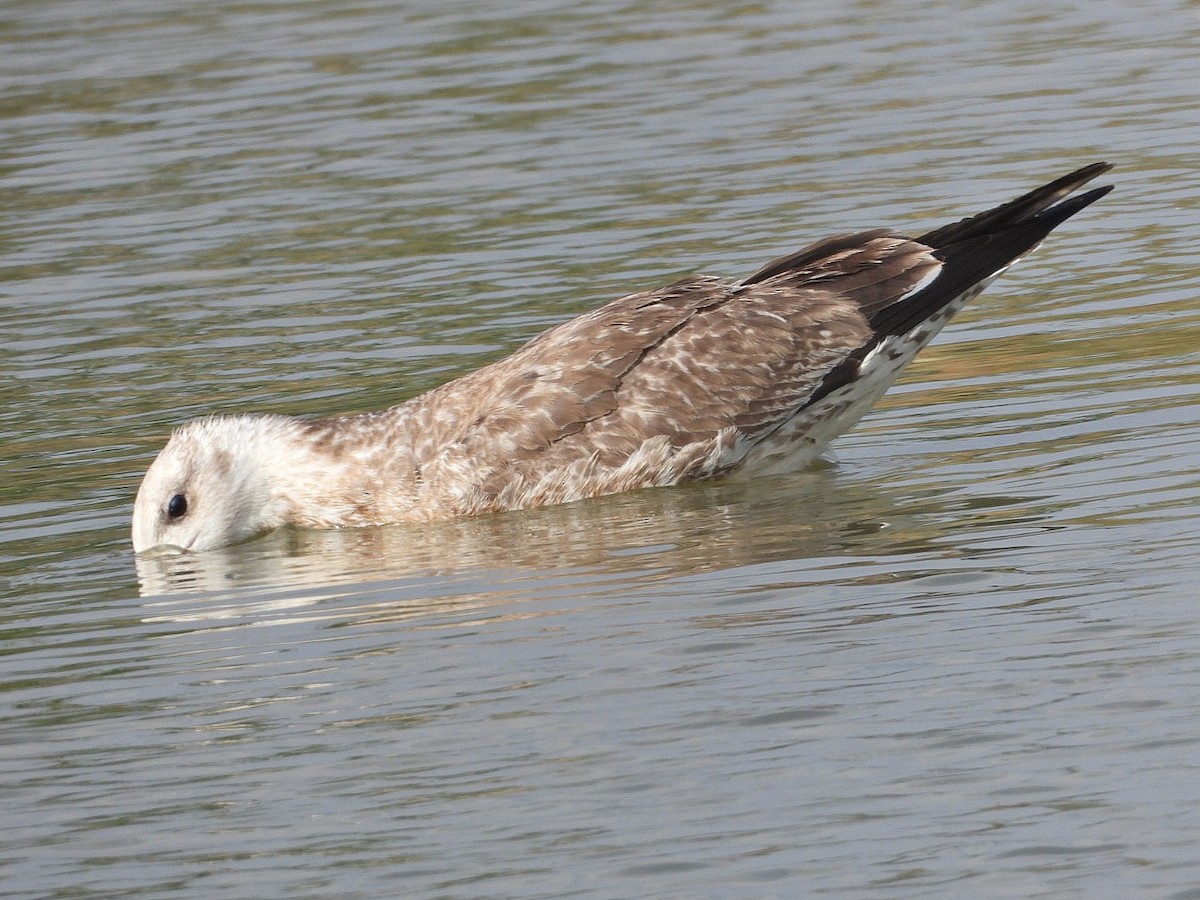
[794,163,1113,412]
[1032,182,1114,231]
[867,164,1113,337]
[917,162,1114,249]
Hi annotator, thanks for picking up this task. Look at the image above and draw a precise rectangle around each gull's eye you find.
[166,494,188,520]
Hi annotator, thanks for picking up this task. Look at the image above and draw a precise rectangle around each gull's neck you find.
[245,410,421,528]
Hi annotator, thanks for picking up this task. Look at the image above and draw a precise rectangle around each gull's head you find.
[132,415,290,553]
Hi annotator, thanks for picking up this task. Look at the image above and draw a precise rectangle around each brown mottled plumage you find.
[132,164,1113,552]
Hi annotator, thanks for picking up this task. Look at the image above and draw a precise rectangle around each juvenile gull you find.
[133,163,1113,553]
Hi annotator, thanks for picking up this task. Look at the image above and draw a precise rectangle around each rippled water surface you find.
[4,0,1200,896]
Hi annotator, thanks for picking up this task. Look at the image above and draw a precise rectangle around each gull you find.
[133,163,1113,552]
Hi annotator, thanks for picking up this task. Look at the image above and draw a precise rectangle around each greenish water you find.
[4,0,1200,896]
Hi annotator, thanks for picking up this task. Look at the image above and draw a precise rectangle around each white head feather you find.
[132,416,295,553]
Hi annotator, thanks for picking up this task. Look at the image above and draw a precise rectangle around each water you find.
[3,0,1200,896]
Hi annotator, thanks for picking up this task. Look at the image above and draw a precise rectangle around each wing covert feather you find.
[406,234,944,500]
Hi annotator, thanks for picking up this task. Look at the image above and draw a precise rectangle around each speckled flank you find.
[132,164,1113,552]
[738,286,982,477]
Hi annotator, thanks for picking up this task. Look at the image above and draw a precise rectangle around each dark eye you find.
[166,494,188,520]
